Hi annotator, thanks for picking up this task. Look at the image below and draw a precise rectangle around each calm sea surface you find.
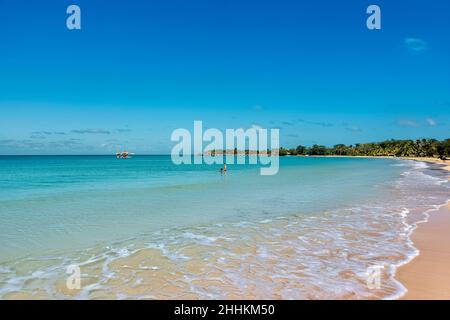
[0,156,448,299]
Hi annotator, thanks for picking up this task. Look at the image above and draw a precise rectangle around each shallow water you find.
[0,156,448,299]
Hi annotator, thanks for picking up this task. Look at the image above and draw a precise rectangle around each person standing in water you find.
[219,164,227,174]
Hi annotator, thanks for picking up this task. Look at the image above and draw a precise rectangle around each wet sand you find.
[397,157,450,299]
[2,156,449,300]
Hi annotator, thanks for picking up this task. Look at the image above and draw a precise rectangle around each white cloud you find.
[404,38,429,53]
[398,119,419,127]
[71,129,111,134]
[426,118,437,126]
[346,125,362,132]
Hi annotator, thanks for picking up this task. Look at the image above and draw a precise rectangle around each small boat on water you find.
[116,151,133,159]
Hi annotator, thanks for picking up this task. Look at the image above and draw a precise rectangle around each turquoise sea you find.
[0,156,449,299]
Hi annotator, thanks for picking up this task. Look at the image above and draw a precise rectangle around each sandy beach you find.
[397,158,450,299]
[305,156,450,299]
[1,155,449,300]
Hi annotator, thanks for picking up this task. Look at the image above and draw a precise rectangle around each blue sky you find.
[0,0,449,154]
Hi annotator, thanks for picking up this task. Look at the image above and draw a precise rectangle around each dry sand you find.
[397,157,450,299]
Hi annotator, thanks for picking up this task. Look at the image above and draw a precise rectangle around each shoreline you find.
[396,157,450,299]
[306,155,450,299]
[1,155,449,299]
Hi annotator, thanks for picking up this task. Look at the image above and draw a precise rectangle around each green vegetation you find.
[206,139,450,158]
[280,139,450,158]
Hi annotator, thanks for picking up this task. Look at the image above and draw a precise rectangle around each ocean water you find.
[0,156,448,299]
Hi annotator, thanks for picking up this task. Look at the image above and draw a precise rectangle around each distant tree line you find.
[279,139,450,158]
